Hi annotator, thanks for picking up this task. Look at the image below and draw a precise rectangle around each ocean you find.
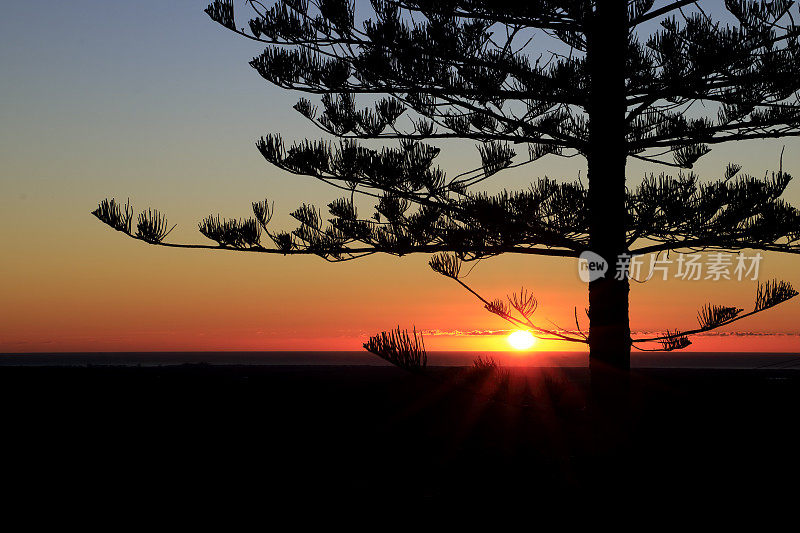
[1,351,800,369]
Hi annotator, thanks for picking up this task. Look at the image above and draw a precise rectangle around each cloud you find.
[631,330,800,337]
[421,328,514,337]
[424,329,800,338]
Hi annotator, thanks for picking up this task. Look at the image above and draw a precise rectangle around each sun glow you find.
[507,330,537,351]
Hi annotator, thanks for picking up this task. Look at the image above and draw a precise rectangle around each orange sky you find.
[2,236,798,352]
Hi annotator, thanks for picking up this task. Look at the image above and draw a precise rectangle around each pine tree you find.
[94,1,800,377]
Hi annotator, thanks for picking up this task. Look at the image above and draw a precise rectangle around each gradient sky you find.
[1,1,798,353]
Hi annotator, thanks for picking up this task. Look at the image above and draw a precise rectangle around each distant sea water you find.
[1,351,800,369]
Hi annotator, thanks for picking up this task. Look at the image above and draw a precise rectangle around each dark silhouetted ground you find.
[2,364,799,508]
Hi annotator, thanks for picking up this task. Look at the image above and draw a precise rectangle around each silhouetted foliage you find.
[697,304,743,331]
[755,279,799,311]
[472,356,502,372]
[199,215,261,248]
[136,209,174,244]
[363,326,427,372]
[469,355,510,395]
[92,198,132,235]
[637,279,798,350]
[659,330,693,352]
[94,1,800,370]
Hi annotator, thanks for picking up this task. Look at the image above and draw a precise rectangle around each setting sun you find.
[507,330,537,351]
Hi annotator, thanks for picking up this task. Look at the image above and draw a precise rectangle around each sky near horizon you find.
[1,0,799,353]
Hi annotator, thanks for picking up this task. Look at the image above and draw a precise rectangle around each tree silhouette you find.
[94,1,800,376]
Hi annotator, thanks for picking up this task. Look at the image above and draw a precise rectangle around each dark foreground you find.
[3,364,799,508]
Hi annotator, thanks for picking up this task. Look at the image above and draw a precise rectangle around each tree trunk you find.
[586,2,631,401]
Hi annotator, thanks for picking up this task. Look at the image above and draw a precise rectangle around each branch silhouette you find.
[93,1,800,372]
